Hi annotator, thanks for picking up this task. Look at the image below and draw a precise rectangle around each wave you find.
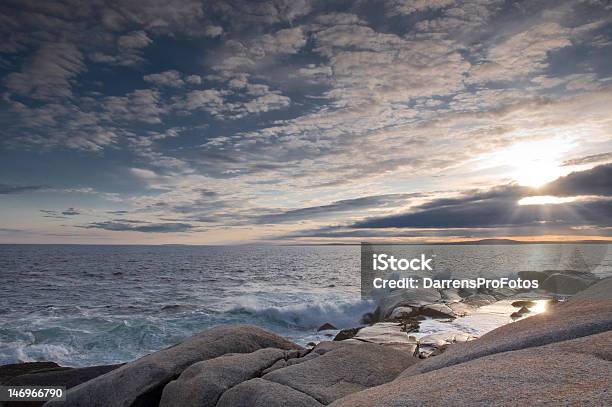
[226,298,375,330]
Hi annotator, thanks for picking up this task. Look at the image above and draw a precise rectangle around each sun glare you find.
[491,138,573,188]
[518,196,578,206]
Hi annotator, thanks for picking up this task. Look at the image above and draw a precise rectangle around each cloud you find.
[562,152,612,166]
[255,193,422,224]
[541,164,612,197]
[84,221,195,233]
[61,207,81,216]
[103,89,166,124]
[143,70,188,88]
[177,81,291,118]
[351,166,612,230]
[468,22,572,83]
[385,0,454,16]
[117,30,152,49]
[40,207,81,218]
[0,184,46,194]
[4,42,84,100]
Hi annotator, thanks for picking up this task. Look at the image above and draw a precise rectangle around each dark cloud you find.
[255,193,423,224]
[61,207,80,216]
[0,184,45,194]
[353,197,611,229]
[84,221,195,233]
[351,165,612,230]
[40,208,80,218]
[541,164,612,197]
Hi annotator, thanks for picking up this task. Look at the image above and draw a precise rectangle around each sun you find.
[492,138,573,188]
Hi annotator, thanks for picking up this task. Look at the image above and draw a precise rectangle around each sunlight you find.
[518,196,578,206]
[530,300,548,314]
[490,138,574,188]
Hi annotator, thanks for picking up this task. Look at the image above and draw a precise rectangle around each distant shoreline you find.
[1,238,611,247]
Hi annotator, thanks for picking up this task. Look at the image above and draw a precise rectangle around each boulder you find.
[518,270,549,283]
[330,330,612,406]
[541,273,596,294]
[353,323,418,354]
[4,364,121,407]
[448,301,473,316]
[463,293,497,307]
[374,288,441,321]
[0,362,63,385]
[511,300,536,308]
[317,323,337,331]
[333,327,362,341]
[419,303,455,318]
[510,306,530,319]
[45,325,300,407]
[388,306,413,319]
[5,364,121,389]
[440,289,462,303]
[159,348,292,407]
[262,341,417,404]
[217,378,324,407]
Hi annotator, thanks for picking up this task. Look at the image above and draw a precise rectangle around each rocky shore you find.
[1,273,611,406]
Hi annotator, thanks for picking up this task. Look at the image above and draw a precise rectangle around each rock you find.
[285,351,319,366]
[261,359,287,375]
[360,312,376,324]
[419,303,455,318]
[510,306,531,319]
[311,340,362,355]
[353,323,418,355]
[398,277,612,379]
[6,364,121,389]
[463,293,497,307]
[3,364,121,407]
[511,300,536,308]
[159,348,290,407]
[487,287,517,299]
[541,273,596,294]
[374,288,441,321]
[418,332,476,348]
[317,323,337,331]
[217,378,324,407]
[440,289,462,303]
[45,325,300,407]
[333,327,362,341]
[307,342,317,347]
[0,362,62,385]
[330,330,612,407]
[518,270,549,283]
[262,341,417,404]
[458,287,477,297]
[570,277,612,301]
[417,332,476,359]
[448,302,473,316]
[389,306,413,319]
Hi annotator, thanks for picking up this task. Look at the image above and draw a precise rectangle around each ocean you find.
[1,244,610,367]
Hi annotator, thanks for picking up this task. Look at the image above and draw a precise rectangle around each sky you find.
[0,0,611,244]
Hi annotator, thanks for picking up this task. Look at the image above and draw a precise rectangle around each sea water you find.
[1,244,610,367]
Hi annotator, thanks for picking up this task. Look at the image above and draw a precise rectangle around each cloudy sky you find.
[1,0,611,244]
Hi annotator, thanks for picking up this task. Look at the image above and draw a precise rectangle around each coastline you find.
[2,272,610,406]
